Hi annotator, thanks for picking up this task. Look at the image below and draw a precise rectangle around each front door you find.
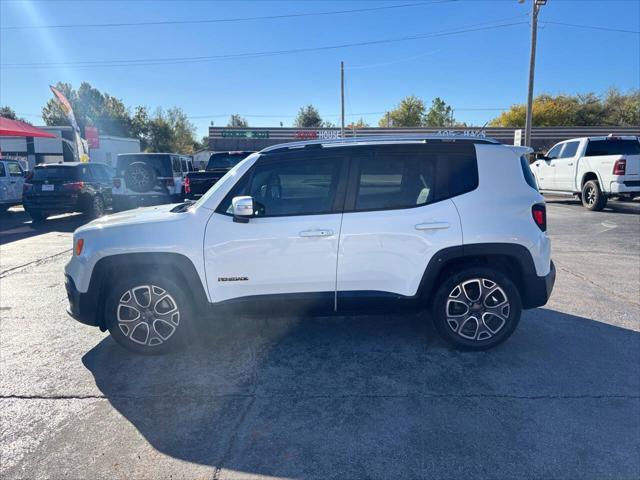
[554,140,580,191]
[203,151,347,303]
[336,145,464,301]
[5,161,24,202]
[535,142,563,190]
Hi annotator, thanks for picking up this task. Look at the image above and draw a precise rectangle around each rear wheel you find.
[105,274,193,355]
[27,210,47,223]
[581,180,607,211]
[86,195,105,219]
[432,267,522,350]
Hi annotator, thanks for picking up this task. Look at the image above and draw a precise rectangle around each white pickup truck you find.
[530,135,640,210]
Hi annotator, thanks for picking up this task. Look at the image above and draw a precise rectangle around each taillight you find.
[532,204,547,232]
[113,177,121,188]
[184,176,191,194]
[613,159,626,175]
[62,181,85,192]
[23,183,33,193]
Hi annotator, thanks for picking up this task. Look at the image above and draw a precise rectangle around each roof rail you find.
[260,134,499,154]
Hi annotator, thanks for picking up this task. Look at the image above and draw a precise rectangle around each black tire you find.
[124,161,157,193]
[431,267,522,350]
[105,274,194,355]
[27,210,47,223]
[86,195,105,219]
[581,180,607,211]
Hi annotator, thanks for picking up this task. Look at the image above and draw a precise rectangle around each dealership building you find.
[207,126,640,153]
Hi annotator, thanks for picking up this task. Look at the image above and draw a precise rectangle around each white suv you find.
[65,136,555,354]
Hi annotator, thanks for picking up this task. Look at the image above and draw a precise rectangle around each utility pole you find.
[524,0,546,147]
[340,61,345,138]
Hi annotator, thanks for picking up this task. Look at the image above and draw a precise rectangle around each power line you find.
[1,18,528,69]
[540,20,640,35]
[0,1,455,30]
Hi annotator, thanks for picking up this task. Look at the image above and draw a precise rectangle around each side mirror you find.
[535,152,548,161]
[232,196,254,223]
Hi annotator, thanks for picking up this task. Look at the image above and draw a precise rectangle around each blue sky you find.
[1,0,638,138]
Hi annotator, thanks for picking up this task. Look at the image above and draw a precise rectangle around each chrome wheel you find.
[445,278,510,342]
[117,285,180,347]
[585,185,596,206]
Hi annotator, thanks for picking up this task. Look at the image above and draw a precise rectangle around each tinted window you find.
[92,164,111,181]
[546,144,563,159]
[354,154,436,211]
[585,139,640,156]
[116,154,172,178]
[77,165,93,180]
[560,141,579,158]
[520,155,538,190]
[247,157,341,217]
[447,153,478,197]
[31,166,78,181]
[208,152,253,169]
[0,163,5,176]
[7,162,23,177]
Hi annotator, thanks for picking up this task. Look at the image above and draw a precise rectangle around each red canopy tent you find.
[0,117,57,138]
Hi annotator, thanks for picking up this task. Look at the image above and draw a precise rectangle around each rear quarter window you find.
[446,153,478,197]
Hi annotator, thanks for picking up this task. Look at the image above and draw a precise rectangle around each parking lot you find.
[1,198,639,479]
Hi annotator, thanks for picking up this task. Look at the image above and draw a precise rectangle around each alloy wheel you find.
[585,185,596,206]
[117,285,180,347]
[445,278,510,341]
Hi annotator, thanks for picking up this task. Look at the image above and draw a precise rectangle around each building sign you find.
[513,129,523,146]
[436,129,486,138]
[294,130,341,140]
[221,130,269,139]
[85,126,99,149]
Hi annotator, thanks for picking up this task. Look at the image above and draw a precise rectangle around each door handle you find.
[415,222,450,231]
[299,229,334,237]
[567,162,574,166]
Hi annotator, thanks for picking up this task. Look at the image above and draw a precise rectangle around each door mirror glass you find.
[232,196,254,223]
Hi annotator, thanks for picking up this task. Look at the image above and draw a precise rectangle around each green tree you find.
[347,117,369,130]
[146,109,173,153]
[424,97,454,127]
[378,95,425,127]
[603,88,640,126]
[227,114,248,128]
[130,106,150,150]
[167,107,198,154]
[0,106,30,124]
[41,82,131,136]
[293,105,323,128]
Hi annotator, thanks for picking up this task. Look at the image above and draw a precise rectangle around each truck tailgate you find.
[624,154,640,175]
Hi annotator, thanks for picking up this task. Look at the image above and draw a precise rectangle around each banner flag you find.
[49,85,90,162]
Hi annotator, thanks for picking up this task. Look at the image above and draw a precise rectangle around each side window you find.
[7,162,23,177]
[446,153,478,197]
[79,166,93,181]
[172,156,182,174]
[247,157,342,217]
[0,163,6,177]
[559,141,579,158]
[354,154,436,211]
[546,144,563,159]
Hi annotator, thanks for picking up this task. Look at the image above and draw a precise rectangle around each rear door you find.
[90,164,113,206]
[336,144,464,302]
[0,162,10,203]
[203,151,348,303]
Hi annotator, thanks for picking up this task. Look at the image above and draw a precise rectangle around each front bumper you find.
[65,274,100,327]
[521,260,556,309]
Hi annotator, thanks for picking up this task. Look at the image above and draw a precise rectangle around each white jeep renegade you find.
[65,136,555,354]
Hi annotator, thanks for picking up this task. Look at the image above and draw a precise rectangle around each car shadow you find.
[80,308,640,478]
[545,197,640,215]
[0,208,89,245]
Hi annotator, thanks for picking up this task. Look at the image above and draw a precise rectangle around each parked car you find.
[531,135,640,210]
[65,135,555,355]
[184,151,254,200]
[22,162,113,222]
[0,159,25,213]
[111,153,193,212]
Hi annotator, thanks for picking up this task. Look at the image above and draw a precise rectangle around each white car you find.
[531,135,640,210]
[0,159,25,213]
[65,135,555,354]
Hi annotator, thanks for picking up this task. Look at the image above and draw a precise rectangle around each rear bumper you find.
[521,260,556,309]
[65,274,100,327]
[23,194,81,213]
[112,194,176,211]
[609,180,640,194]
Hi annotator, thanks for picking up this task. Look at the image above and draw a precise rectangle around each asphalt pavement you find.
[1,199,639,479]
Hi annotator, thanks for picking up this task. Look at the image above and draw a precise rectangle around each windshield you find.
[30,166,77,181]
[116,154,173,177]
[207,152,253,170]
[193,152,259,209]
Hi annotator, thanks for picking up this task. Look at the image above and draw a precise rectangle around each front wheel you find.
[581,180,607,211]
[431,267,522,350]
[105,274,194,355]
